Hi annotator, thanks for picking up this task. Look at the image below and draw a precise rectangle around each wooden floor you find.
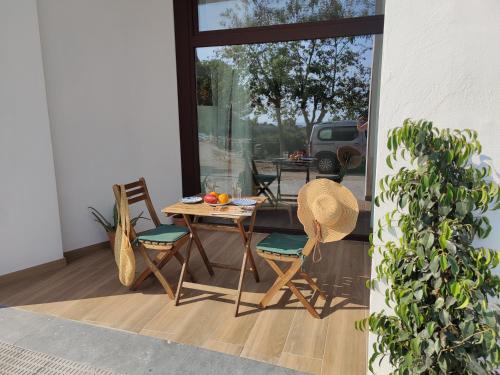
[0,230,370,375]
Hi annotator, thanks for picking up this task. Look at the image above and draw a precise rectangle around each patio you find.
[0,230,370,375]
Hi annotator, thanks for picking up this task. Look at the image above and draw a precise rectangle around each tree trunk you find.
[276,105,286,156]
[302,108,313,141]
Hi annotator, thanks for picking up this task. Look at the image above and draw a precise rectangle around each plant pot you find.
[107,231,116,251]
[172,215,186,227]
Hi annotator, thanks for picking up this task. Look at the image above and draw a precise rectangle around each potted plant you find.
[88,205,149,250]
[358,120,500,374]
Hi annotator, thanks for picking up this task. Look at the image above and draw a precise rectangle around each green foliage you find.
[88,205,149,232]
[251,119,307,158]
[217,0,372,153]
[357,120,500,374]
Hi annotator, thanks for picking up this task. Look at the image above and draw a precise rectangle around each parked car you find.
[309,121,366,174]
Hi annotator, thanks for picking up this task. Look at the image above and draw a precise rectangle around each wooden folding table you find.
[162,196,266,317]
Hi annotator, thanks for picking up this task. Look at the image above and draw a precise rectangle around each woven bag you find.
[114,186,136,287]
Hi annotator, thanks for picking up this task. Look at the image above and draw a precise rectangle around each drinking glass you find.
[232,181,242,199]
[205,178,216,193]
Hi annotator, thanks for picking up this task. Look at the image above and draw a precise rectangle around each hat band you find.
[312,220,323,263]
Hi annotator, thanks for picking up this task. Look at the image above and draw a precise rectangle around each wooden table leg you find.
[233,209,261,317]
[183,214,214,276]
[234,248,249,317]
[236,220,259,283]
[246,208,260,282]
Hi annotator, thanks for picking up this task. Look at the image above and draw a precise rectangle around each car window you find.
[332,127,358,141]
[318,128,333,141]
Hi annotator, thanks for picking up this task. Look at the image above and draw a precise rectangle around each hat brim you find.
[297,179,359,243]
[337,146,363,170]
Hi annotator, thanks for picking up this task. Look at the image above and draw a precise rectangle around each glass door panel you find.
[196,35,373,229]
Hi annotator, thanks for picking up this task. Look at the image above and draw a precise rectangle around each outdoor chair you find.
[250,159,278,206]
[112,177,203,299]
[256,234,326,318]
[256,179,359,319]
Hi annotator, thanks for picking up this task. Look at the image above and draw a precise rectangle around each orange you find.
[218,193,229,204]
[209,191,219,198]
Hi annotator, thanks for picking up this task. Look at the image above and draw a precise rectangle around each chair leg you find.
[264,185,278,206]
[260,258,322,319]
[132,250,175,291]
[299,272,327,300]
[259,259,301,308]
[138,246,175,299]
[285,281,321,319]
[175,237,194,306]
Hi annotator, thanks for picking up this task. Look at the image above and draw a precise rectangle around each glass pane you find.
[198,0,380,32]
[196,35,373,230]
[318,128,333,141]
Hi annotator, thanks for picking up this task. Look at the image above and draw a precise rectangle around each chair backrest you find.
[112,177,161,228]
[251,159,259,175]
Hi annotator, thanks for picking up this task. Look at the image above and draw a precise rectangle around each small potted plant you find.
[88,205,149,250]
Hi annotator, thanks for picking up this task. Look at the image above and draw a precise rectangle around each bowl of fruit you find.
[203,191,231,206]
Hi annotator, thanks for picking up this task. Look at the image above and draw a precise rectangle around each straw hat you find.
[297,179,359,243]
[337,145,362,170]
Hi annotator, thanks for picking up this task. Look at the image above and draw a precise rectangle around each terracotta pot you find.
[172,215,186,227]
[107,231,116,251]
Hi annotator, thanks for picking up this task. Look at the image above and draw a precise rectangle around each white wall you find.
[0,0,64,275]
[37,0,183,251]
[370,1,500,373]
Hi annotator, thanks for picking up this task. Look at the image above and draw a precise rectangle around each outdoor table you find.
[162,196,266,317]
[272,157,316,202]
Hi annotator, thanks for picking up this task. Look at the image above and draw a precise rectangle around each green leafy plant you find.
[88,205,149,232]
[357,120,500,374]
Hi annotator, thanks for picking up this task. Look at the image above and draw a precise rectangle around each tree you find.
[217,0,373,151]
[288,37,371,139]
[221,42,297,154]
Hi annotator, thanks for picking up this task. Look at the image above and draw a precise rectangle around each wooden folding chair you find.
[250,159,278,206]
[113,177,212,299]
[256,233,326,319]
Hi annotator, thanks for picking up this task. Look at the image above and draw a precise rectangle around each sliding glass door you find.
[174,0,383,235]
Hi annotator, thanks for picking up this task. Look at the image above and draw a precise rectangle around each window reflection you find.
[198,0,378,31]
[196,35,373,216]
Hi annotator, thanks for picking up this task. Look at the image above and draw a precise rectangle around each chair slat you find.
[126,187,145,198]
[124,180,143,189]
[128,194,147,204]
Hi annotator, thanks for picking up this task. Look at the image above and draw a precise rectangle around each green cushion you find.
[256,174,276,184]
[256,233,308,257]
[137,225,189,244]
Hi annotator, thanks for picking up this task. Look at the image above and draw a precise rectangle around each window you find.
[331,127,359,141]
[198,0,379,31]
[318,128,333,140]
[197,35,372,194]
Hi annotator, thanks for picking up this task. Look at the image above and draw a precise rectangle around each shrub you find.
[358,120,500,374]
